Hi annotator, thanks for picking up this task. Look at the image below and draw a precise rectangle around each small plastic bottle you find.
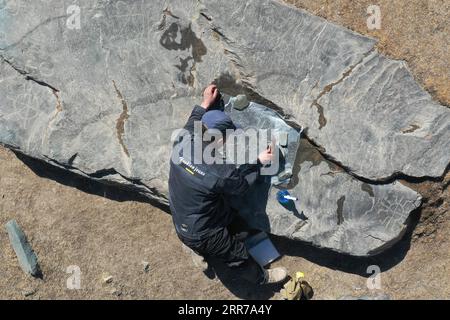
[276,190,298,204]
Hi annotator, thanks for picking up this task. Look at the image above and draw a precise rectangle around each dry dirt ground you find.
[1,1,449,299]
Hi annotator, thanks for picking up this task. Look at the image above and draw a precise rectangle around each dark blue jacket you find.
[169,105,261,240]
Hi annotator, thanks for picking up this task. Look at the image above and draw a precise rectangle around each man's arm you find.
[182,84,219,133]
[216,146,274,195]
[215,162,262,196]
[183,105,206,133]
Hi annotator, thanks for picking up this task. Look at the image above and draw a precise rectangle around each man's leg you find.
[205,227,266,284]
[228,208,261,232]
[178,227,264,284]
[178,227,288,284]
[203,227,289,285]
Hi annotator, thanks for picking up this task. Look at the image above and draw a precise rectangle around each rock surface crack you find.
[112,80,130,158]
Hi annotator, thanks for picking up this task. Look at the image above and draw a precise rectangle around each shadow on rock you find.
[13,151,170,213]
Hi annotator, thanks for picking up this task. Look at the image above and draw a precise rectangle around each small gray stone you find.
[5,220,41,277]
[142,261,150,273]
[22,288,37,297]
[110,288,122,296]
[338,293,391,300]
[230,95,249,110]
[102,274,113,284]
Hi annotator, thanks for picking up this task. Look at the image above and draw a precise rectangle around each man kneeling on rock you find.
[168,84,288,285]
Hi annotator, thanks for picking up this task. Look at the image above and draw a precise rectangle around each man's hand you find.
[200,84,219,109]
[258,144,274,165]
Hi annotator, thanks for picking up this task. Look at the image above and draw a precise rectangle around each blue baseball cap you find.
[202,110,237,133]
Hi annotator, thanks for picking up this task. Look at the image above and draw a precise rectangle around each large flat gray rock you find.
[313,52,450,179]
[0,0,443,255]
[201,0,450,180]
[226,104,421,256]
